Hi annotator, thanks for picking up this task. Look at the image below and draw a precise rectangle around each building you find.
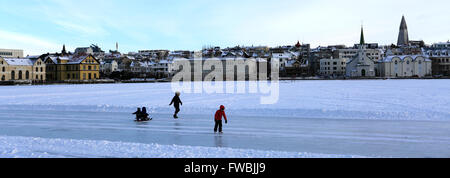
[100,59,119,74]
[333,48,382,62]
[0,49,24,58]
[44,54,100,81]
[0,57,46,81]
[310,46,337,75]
[171,57,267,81]
[283,59,309,77]
[272,52,295,70]
[397,15,410,46]
[74,47,94,55]
[425,49,450,76]
[320,57,347,77]
[431,42,450,49]
[379,55,432,78]
[346,27,376,78]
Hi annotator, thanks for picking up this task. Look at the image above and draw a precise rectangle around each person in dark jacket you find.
[169,92,183,119]
[214,105,228,133]
[141,107,150,121]
[133,108,142,121]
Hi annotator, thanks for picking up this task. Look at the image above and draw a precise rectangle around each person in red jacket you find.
[214,105,228,133]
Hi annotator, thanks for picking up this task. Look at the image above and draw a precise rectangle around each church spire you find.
[360,26,365,45]
[61,44,67,55]
[397,15,410,46]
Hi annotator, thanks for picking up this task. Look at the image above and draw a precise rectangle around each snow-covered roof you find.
[25,55,41,59]
[3,58,34,66]
[46,56,58,64]
[381,55,431,62]
[272,52,292,59]
[68,55,89,64]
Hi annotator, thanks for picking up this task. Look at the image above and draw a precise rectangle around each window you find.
[1,75,5,81]
[36,67,38,72]
[26,71,29,80]
[67,74,70,79]
[83,73,86,80]
[88,66,92,70]
[2,67,4,72]
[36,75,38,80]
[94,73,97,79]
[18,71,22,80]
[41,67,43,72]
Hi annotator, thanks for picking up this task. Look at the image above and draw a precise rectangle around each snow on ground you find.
[0,80,449,121]
[0,136,363,158]
[0,80,449,158]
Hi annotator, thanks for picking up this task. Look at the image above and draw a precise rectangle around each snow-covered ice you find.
[0,136,363,158]
[0,80,449,158]
[0,80,449,121]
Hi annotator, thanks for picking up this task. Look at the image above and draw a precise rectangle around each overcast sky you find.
[1,0,449,55]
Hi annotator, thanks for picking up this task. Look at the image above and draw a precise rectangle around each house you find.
[44,54,100,81]
[0,57,46,81]
[100,59,119,74]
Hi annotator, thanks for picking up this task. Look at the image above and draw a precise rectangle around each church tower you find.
[360,26,365,46]
[397,15,410,46]
[61,44,67,55]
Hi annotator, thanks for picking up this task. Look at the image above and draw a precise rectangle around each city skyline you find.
[1,0,450,56]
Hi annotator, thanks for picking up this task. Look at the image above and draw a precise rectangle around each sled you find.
[134,117,153,122]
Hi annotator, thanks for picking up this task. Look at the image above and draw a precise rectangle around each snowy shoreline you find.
[0,136,365,158]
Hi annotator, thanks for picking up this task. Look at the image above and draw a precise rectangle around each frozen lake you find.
[0,80,449,158]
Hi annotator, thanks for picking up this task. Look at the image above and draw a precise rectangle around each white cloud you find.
[54,20,108,36]
[0,29,61,55]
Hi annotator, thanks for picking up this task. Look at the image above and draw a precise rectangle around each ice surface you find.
[0,80,448,121]
[0,80,449,158]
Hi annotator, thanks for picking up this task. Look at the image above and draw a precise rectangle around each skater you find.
[214,105,228,133]
[169,91,183,119]
[141,107,150,121]
[132,108,142,121]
